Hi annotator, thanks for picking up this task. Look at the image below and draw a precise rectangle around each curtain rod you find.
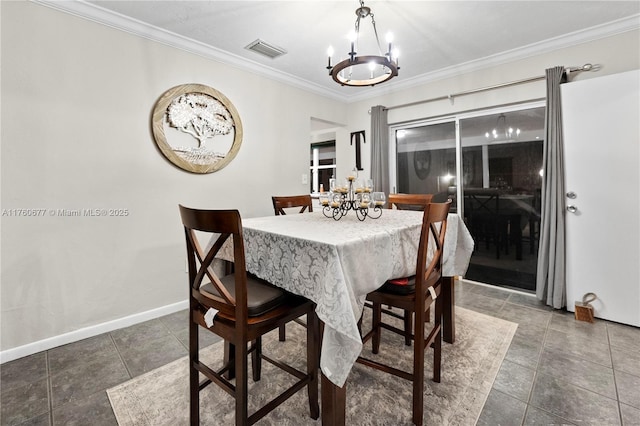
[383,63,596,112]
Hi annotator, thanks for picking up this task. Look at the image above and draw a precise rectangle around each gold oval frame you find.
[152,84,243,174]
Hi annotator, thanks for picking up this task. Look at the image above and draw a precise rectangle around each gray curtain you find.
[370,105,390,194]
[536,66,567,309]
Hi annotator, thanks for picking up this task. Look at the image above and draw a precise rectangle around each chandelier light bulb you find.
[348,30,357,45]
[392,48,400,68]
[326,46,334,69]
[485,113,521,140]
[386,32,394,55]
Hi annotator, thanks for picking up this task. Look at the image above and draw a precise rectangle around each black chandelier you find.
[326,0,399,87]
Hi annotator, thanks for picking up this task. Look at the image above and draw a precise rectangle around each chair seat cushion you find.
[378,271,441,296]
[380,276,416,295]
[200,273,287,317]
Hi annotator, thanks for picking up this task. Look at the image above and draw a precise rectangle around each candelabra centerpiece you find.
[319,169,386,221]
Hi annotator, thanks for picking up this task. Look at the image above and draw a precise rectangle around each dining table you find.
[218,208,474,425]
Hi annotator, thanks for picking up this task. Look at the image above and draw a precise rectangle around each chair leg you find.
[251,338,262,381]
[412,307,425,426]
[306,311,320,420]
[235,341,249,426]
[279,324,286,342]
[433,296,443,383]
[189,317,199,425]
[318,321,324,366]
[224,342,236,380]
[372,302,382,354]
[403,310,412,346]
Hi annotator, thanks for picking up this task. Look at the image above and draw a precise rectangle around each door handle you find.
[567,205,578,213]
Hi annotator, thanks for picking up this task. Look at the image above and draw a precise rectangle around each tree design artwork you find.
[166,93,234,165]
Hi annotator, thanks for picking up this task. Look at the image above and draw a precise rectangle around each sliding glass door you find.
[391,103,545,291]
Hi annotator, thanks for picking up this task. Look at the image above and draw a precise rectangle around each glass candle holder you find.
[359,192,371,209]
[329,178,338,193]
[339,179,350,194]
[347,167,358,182]
[372,192,386,207]
[364,178,374,193]
[319,193,330,207]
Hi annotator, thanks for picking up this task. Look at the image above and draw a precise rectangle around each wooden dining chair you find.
[272,194,313,216]
[271,194,313,341]
[357,200,451,426]
[179,205,319,426]
[382,193,434,344]
[387,193,433,211]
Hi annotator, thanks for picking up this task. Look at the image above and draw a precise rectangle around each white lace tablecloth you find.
[218,210,474,387]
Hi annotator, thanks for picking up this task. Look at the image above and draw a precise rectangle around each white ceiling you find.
[39,1,639,102]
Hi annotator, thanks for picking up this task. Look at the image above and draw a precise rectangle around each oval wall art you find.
[152,84,243,174]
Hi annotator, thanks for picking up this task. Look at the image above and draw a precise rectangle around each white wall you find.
[2,0,638,360]
[0,1,346,357]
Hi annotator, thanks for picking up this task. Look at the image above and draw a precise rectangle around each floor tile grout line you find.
[606,323,626,426]
[519,318,555,425]
[45,350,54,425]
[109,332,133,381]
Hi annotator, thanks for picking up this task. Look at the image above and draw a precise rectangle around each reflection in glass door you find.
[393,105,545,292]
[394,120,458,211]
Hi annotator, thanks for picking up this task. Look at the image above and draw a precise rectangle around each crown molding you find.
[32,1,639,104]
[344,14,640,103]
[31,0,349,101]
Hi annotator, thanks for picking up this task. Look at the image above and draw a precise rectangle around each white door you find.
[562,69,640,326]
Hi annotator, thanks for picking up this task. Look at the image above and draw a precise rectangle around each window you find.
[310,141,336,193]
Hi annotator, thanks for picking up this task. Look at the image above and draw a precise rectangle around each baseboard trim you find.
[461,278,536,297]
[0,300,188,364]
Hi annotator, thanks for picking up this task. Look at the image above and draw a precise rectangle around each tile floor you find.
[2,280,639,425]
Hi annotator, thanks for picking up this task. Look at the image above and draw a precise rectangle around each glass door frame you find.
[388,100,545,219]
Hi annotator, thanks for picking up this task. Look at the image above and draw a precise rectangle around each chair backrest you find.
[415,201,452,296]
[178,205,248,320]
[387,193,433,211]
[272,195,313,216]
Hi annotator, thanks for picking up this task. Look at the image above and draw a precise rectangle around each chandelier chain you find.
[355,1,383,56]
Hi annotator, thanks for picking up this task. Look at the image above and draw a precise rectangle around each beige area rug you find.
[107,307,517,425]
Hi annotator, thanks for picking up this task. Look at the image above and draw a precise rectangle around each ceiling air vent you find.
[245,39,287,59]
